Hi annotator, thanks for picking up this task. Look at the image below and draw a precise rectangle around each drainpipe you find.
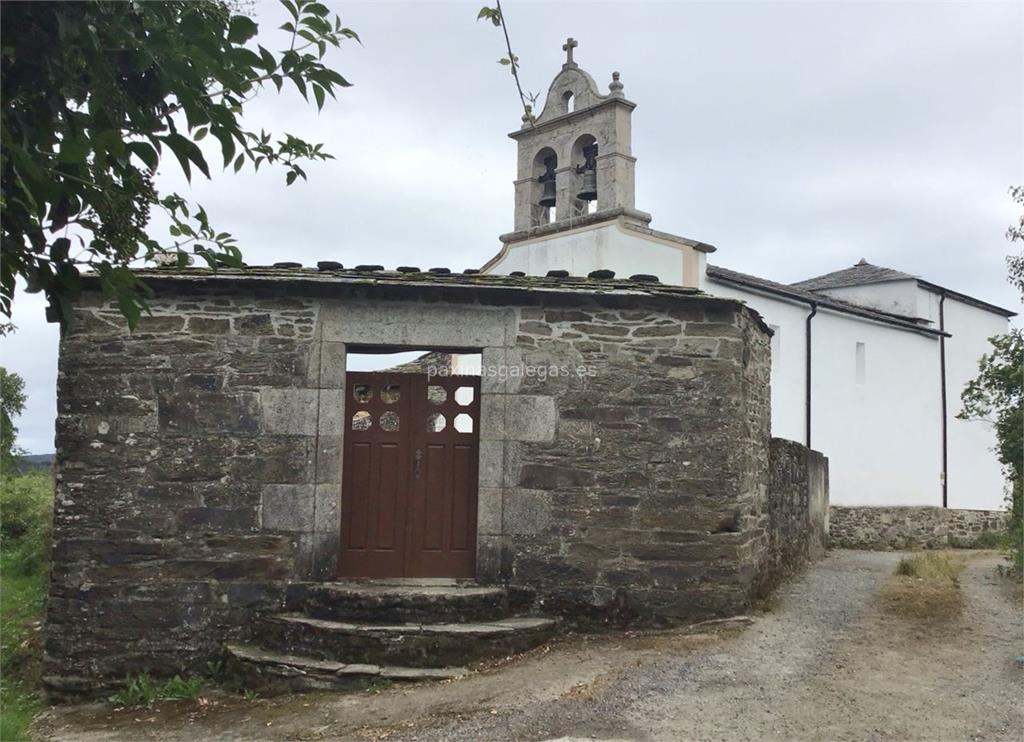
[805,302,817,449]
[939,291,948,508]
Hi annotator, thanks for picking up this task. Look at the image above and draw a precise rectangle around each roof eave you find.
[915,280,1018,318]
[708,268,949,338]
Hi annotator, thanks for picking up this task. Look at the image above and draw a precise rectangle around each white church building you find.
[482,40,1015,513]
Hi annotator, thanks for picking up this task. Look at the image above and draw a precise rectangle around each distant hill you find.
[12,453,55,473]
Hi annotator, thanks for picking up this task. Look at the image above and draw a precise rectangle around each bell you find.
[539,177,556,208]
[577,168,597,202]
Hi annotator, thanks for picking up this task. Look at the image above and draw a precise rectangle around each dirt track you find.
[37,551,1024,742]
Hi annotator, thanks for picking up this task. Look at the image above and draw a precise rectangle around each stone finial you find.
[562,37,578,67]
[609,71,624,96]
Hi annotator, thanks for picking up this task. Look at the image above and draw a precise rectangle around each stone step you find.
[224,643,468,696]
[256,613,557,667]
[302,581,513,624]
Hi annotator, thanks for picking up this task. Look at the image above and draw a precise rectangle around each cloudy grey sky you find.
[2,0,1022,454]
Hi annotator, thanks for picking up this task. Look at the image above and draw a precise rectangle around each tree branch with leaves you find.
[478,3,537,126]
[1,0,358,327]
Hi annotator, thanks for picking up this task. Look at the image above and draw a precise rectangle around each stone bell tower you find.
[485,39,713,289]
[506,38,650,234]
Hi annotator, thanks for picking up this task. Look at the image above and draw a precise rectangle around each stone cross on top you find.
[562,37,578,67]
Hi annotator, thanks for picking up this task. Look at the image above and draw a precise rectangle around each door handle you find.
[413,449,422,479]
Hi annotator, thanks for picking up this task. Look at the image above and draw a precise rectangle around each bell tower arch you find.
[507,39,647,233]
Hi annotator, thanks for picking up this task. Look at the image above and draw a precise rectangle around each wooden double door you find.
[338,372,480,578]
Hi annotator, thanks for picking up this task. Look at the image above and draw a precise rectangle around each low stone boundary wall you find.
[829,506,1008,550]
[756,438,829,591]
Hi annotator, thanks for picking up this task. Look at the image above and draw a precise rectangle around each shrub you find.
[0,471,54,740]
[973,529,1011,550]
[0,471,53,576]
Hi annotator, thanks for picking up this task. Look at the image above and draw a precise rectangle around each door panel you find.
[405,375,480,578]
[338,372,412,578]
[375,442,402,549]
[338,372,479,578]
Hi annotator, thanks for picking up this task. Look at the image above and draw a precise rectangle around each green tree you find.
[1,0,357,327]
[0,367,27,471]
[959,186,1024,575]
[1007,186,1024,299]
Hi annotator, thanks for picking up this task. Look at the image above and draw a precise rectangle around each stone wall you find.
[46,285,325,699]
[497,299,772,622]
[829,506,1008,550]
[46,270,779,696]
[754,438,828,591]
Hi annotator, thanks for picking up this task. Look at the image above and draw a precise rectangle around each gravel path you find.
[38,550,1024,742]
[406,550,1023,742]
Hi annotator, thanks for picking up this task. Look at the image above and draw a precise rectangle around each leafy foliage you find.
[960,330,1024,482]
[959,328,1024,577]
[0,471,53,740]
[0,367,26,471]
[958,187,1024,577]
[1,0,357,327]
[1006,186,1024,302]
[0,471,53,575]
[108,673,162,706]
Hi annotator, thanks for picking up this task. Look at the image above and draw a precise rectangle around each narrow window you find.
[855,342,866,385]
[563,91,575,113]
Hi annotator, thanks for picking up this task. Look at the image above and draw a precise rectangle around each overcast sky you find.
[3,0,1022,454]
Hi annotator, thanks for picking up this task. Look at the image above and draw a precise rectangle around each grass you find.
[1,470,53,741]
[971,529,1012,550]
[893,551,967,580]
[108,673,206,707]
[882,551,967,621]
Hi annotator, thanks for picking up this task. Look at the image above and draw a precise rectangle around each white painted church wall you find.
[810,310,943,507]
[487,223,690,285]
[815,280,920,317]
[708,277,946,507]
[819,282,1009,509]
[939,296,1010,510]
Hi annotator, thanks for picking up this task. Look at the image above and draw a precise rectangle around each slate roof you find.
[110,263,775,333]
[791,259,917,291]
[790,258,1016,317]
[706,264,947,336]
[131,264,701,299]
